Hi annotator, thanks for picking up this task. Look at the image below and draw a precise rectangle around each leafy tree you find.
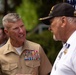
[16,0,38,31]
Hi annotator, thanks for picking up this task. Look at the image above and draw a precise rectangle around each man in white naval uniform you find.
[39,2,76,75]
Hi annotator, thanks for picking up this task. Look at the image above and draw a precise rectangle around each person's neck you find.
[10,40,24,47]
[67,30,75,40]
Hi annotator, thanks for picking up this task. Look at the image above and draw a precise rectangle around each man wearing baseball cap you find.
[40,3,76,75]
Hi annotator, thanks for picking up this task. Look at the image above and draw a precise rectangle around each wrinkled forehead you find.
[49,17,61,23]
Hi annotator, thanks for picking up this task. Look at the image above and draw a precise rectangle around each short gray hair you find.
[2,13,21,28]
[67,17,76,24]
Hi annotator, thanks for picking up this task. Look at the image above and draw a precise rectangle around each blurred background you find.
[0,0,76,65]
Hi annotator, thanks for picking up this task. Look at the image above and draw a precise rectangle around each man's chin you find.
[53,35,58,41]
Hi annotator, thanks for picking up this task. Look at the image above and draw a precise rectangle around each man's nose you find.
[19,28,23,33]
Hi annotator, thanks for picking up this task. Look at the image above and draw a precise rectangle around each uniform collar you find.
[23,40,34,50]
[63,43,70,49]
[3,39,17,54]
[66,31,76,46]
[62,31,76,49]
[3,39,32,55]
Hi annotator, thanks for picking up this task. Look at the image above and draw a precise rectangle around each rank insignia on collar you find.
[24,50,40,60]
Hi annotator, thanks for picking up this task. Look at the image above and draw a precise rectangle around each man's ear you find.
[61,16,67,27]
[4,29,9,36]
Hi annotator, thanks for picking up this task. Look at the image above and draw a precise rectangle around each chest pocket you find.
[25,60,40,74]
[2,63,18,74]
[25,60,40,68]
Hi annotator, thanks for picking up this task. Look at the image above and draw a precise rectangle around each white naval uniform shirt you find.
[50,31,76,75]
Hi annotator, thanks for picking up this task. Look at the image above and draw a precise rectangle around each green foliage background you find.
[16,0,39,31]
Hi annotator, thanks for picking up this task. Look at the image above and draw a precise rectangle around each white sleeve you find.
[71,48,76,74]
